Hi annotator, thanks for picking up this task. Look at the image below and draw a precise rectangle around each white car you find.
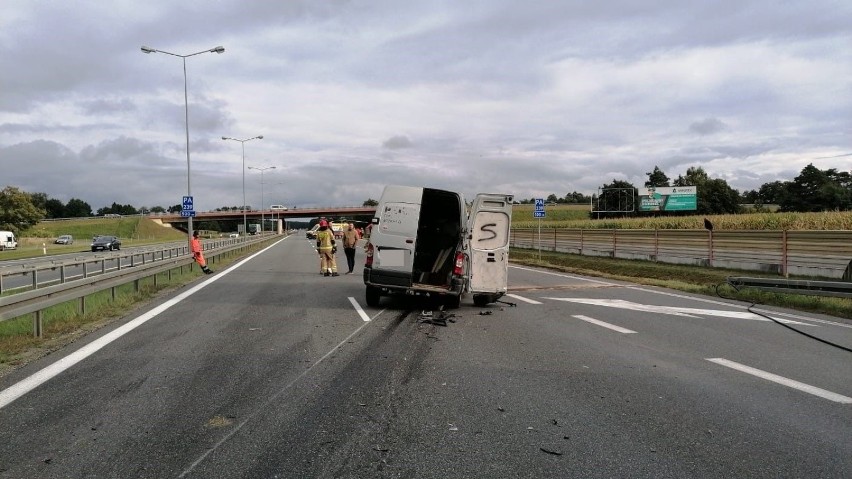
[55,234,74,245]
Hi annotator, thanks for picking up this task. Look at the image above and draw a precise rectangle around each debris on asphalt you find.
[540,448,563,456]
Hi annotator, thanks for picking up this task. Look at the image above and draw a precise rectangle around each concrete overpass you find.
[152,206,377,229]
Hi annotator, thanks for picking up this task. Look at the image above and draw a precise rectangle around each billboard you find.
[639,186,697,212]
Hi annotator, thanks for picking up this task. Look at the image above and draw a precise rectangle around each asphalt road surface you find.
[1,235,850,478]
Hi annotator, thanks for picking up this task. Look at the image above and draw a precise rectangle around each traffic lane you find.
[0,237,372,478]
[374,294,850,477]
[179,285,850,478]
[507,277,852,398]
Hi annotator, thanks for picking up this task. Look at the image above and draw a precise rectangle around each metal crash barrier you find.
[726,276,852,299]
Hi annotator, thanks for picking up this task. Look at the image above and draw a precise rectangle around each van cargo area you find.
[412,188,462,288]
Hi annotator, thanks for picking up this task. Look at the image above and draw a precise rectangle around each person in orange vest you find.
[191,230,213,274]
[316,219,338,276]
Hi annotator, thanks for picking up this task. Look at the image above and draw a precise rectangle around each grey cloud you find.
[689,118,727,136]
[382,135,413,149]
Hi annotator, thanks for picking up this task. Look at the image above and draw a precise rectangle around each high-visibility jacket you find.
[316,229,335,250]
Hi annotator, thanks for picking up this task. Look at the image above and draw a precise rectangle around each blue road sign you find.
[182,196,194,211]
[534,198,545,211]
[180,210,196,218]
[534,211,545,218]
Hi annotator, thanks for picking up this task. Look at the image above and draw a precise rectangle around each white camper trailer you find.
[0,231,18,251]
[363,185,513,307]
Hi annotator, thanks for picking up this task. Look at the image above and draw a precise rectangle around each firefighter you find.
[191,230,213,274]
[316,219,338,276]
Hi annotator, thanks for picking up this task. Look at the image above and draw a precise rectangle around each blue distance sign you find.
[180,210,196,218]
[534,211,546,218]
[182,196,194,210]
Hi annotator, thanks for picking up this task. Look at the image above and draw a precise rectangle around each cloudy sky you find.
[1,0,850,213]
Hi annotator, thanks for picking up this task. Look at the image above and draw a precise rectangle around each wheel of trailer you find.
[472,294,491,307]
[365,286,381,307]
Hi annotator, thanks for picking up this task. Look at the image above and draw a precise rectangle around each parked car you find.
[229,233,239,238]
[55,234,74,245]
[91,235,121,251]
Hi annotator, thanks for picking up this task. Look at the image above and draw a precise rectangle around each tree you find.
[0,186,45,232]
[645,166,670,187]
[363,198,378,207]
[65,198,93,217]
[778,164,852,212]
[592,179,637,218]
[167,204,182,213]
[672,166,739,214]
[149,206,166,213]
[546,193,559,204]
[44,198,65,218]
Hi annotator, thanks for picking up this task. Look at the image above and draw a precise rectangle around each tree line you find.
[1,164,849,232]
[516,163,851,216]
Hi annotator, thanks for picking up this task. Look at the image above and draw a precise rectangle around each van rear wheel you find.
[365,286,381,307]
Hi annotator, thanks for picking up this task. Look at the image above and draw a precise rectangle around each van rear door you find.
[372,188,422,276]
[467,194,513,298]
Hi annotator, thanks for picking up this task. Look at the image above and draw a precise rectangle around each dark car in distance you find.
[91,235,121,252]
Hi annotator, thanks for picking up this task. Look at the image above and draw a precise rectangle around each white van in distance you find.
[0,231,18,251]
[363,185,513,307]
[270,205,288,211]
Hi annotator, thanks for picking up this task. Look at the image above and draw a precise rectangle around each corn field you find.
[512,209,852,231]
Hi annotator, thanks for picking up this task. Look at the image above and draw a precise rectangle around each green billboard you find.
[639,186,697,212]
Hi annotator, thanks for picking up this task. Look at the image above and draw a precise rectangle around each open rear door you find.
[467,193,513,303]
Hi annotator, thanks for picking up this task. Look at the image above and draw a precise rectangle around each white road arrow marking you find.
[543,298,813,326]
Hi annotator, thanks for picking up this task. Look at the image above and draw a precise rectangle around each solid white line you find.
[0,240,284,411]
[348,296,371,321]
[571,314,637,334]
[505,293,542,305]
[706,358,852,404]
[510,265,616,285]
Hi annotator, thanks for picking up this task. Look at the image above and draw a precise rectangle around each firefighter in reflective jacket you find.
[191,230,213,274]
[316,220,339,276]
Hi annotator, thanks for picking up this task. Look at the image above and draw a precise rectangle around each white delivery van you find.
[0,231,18,251]
[363,185,513,308]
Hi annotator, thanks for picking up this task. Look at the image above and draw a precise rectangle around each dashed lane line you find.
[707,358,852,404]
[571,314,637,334]
[505,293,542,305]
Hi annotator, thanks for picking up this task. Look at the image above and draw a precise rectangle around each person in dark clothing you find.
[342,222,360,274]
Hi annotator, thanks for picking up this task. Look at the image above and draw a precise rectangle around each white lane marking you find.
[627,286,850,329]
[510,265,616,286]
[510,265,845,329]
[505,293,542,305]
[706,358,852,404]
[572,315,637,334]
[545,297,813,325]
[0,240,284,411]
[348,297,371,321]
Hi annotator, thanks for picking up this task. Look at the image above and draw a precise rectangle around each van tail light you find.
[453,252,465,276]
[365,243,374,267]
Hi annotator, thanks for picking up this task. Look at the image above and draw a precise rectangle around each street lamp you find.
[141,44,225,247]
[248,166,276,232]
[222,135,263,235]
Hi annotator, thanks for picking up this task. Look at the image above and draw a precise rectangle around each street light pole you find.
[248,166,276,232]
[141,44,224,247]
[222,135,263,236]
